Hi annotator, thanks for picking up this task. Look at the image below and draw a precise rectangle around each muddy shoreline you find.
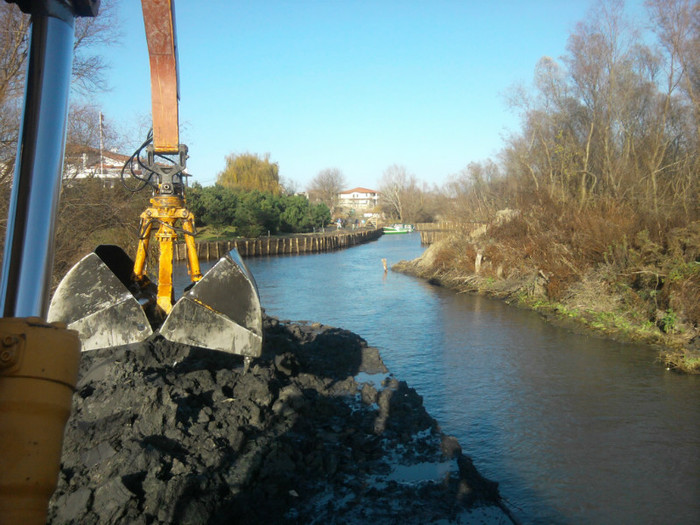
[48,315,514,524]
[392,245,700,374]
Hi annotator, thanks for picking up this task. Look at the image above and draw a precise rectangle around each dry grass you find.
[410,197,700,372]
[52,179,150,290]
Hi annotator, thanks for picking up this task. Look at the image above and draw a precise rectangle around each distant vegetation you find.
[187,183,330,238]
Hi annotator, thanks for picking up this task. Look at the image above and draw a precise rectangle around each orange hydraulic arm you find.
[132,0,202,315]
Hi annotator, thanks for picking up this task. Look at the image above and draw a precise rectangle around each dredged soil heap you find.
[48,315,512,524]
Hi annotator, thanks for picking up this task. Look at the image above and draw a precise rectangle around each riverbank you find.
[393,234,700,374]
[48,315,514,524]
[178,228,383,261]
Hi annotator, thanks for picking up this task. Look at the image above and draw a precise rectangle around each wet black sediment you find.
[48,315,511,524]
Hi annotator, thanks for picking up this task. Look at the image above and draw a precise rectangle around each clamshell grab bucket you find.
[48,245,263,358]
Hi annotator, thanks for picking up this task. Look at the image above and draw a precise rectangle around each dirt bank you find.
[393,238,700,374]
[48,315,513,524]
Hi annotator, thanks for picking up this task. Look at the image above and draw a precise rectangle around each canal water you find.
[175,233,700,524]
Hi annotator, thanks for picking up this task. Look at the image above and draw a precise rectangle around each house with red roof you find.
[337,187,380,211]
[63,146,132,187]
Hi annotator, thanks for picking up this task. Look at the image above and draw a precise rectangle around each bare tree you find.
[63,103,123,180]
[307,168,345,214]
[0,4,30,183]
[71,0,120,94]
[0,1,121,259]
[279,176,299,196]
[66,103,121,150]
[0,1,119,179]
[444,161,502,222]
[379,164,429,222]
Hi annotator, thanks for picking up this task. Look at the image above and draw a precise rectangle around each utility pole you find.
[99,111,104,176]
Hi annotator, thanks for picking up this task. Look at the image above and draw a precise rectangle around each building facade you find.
[337,187,380,211]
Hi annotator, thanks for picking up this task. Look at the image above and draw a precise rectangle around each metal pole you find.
[0,7,75,318]
[99,111,104,175]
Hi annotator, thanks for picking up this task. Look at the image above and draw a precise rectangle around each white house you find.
[63,146,132,187]
[62,146,189,188]
[337,187,380,211]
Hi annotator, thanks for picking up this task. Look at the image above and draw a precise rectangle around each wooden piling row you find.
[419,230,455,245]
[414,221,457,231]
[417,221,488,244]
[174,228,383,261]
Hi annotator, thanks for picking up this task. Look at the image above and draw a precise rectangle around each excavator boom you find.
[142,0,179,153]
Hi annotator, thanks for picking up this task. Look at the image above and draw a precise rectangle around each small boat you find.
[383,223,414,234]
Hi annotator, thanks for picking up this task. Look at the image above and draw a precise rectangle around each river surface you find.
[175,233,700,524]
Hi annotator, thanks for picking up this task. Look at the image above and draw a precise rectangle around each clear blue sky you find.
[94,0,646,191]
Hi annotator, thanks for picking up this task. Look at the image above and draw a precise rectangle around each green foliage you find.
[187,183,238,227]
[280,195,330,233]
[217,152,281,194]
[186,184,330,237]
[659,309,678,334]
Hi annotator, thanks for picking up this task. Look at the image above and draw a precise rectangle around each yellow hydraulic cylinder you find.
[156,221,176,314]
[0,317,80,525]
[182,212,202,282]
[133,218,154,280]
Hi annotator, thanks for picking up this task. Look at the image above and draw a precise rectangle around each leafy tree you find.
[186,184,330,236]
[279,195,309,233]
[279,195,331,232]
[197,185,240,227]
[217,152,281,194]
[309,202,331,229]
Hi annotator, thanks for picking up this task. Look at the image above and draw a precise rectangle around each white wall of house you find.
[337,187,379,211]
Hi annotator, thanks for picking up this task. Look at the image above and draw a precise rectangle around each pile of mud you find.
[48,315,512,524]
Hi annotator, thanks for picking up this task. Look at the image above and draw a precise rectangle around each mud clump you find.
[48,315,508,524]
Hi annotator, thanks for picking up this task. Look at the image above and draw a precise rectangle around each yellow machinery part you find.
[182,210,202,282]
[0,318,80,525]
[156,220,176,313]
[133,195,203,315]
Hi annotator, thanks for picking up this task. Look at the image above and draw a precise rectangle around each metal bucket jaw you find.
[48,246,263,357]
[47,248,153,351]
[160,250,262,356]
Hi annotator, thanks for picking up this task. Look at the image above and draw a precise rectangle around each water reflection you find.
[174,233,700,524]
